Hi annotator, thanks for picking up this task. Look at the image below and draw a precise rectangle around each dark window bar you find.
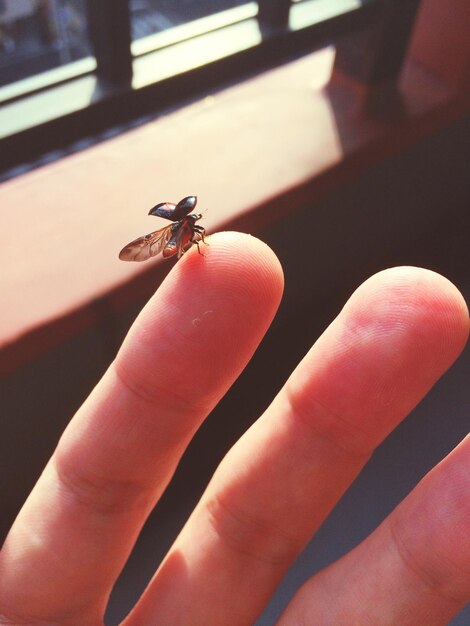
[86,0,132,86]
[0,0,421,175]
[257,0,291,34]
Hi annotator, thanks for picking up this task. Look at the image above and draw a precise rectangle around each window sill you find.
[0,45,466,375]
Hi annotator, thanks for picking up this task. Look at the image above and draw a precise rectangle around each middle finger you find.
[127,267,469,626]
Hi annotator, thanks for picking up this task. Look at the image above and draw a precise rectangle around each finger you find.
[125,267,469,626]
[278,434,470,625]
[0,233,283,624]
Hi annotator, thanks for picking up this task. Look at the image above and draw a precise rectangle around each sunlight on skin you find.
[0,235,468,626]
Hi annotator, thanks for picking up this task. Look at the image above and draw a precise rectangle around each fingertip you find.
[116,232,284,407]
[161,231,285,334]
[182,231,285,303]
[288,266,468,453]
[353,266,469,358]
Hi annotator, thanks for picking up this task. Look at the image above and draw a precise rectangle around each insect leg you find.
[192,226,207,254]
[194,236,203,255]
[193,225,207,248]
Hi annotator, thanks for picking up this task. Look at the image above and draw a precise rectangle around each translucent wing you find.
[119,224,174,262]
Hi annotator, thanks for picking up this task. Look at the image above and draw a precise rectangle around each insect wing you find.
[119,224,174,262]
[150,195,198,221]
[148,201,176,220]
[172,196,198,220]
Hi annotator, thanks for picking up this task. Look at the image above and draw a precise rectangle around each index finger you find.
[0,232,284,624]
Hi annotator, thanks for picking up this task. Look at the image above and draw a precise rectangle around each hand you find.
[0,233,468,626]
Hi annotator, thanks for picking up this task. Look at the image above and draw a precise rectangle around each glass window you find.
[130,0,253,42]
[0,0,92,88]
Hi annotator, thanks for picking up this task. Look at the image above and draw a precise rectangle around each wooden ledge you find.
[0,46,467,376]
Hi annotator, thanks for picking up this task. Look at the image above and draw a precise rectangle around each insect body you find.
[119,195,206,262]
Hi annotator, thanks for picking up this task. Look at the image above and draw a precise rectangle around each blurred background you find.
[0,0,251,86]
[0,1,469,624]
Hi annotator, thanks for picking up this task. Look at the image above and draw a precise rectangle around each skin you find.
[0,232,468,626]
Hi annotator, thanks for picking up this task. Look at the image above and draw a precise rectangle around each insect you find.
[119,195,207,262]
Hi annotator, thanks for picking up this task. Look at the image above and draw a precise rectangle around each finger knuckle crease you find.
[205,494,301,566]
[53,457,152,516]
[389,519,468,606]
[285,385,372,461]
[113,361,207,415]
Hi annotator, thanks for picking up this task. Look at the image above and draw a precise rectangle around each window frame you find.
[0,0,420,175]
